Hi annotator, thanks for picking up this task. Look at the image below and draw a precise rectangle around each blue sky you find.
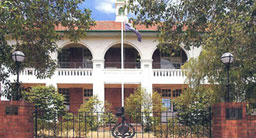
[79,0,116,21]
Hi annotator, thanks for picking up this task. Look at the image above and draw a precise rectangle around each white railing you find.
[21,68,93,77]
[153,69,186,77]
[21,68,185,78]
[21,68,38,76]
[57,68,92,76]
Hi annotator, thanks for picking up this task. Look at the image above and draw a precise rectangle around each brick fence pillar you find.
[0,101,34,138]
[247,115,256,137]
[212,102,248,138]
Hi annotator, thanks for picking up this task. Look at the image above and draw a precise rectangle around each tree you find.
[128,0,256,102]
[125,87,164,132]
[0,0,95,99]
[125,87,164,115]
[78,96,116,131]
[22,85,66,119]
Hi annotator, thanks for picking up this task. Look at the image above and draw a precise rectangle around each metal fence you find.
[34,108,212,138]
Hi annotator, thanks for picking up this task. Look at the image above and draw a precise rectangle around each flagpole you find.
[121,19,124,107]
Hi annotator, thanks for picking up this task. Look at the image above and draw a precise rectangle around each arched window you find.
[152,47,188,69]
[104,44,140,69]
[58,44,93,68]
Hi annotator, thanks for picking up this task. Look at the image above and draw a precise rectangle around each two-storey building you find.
[3,0,202,113]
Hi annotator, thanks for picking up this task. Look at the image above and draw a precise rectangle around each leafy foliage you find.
[79,96,102,113]
[125,87,164,116]
[169,53,217,131]
[174,88,213,124]
[128,0,256,102]
[172,85,214,136]
[77,96,117,131]
[37,96,117,136]
[128,1,256,132]
[23,85,66,119]
[0,0,95,99]
[125,87,164,132]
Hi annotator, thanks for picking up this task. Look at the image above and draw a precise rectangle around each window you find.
[58,49,70,63]
[161,89,172,97]
[159,88,182,112]
[84,89,93,101]
[162,99,171,109]
[58,47,93,68]
[83,48,92,59]
[173,89,182,97]
[160,48,186,69]
[58,49,71,68]
[160,48,182,58]
[83,48,93,68]
[59,88,70,105]
[161,51,171,58]
[171,49,181,57]
[84,89,93,97]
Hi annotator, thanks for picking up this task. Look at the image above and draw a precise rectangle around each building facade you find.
[3,0,202,113]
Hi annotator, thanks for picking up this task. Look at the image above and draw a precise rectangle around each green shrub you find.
[23,85,66,120]
[125,87,164,132]
[77,96,117,132]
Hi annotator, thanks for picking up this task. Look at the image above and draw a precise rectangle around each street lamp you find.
[12,51,25,101]
[221,52,234,102]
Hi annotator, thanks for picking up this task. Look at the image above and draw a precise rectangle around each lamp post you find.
[12,51,25,101]
[221,52,234,102]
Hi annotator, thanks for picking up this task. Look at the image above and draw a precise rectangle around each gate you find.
[34,107,212,138]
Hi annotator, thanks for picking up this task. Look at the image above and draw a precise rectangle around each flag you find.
[125,23,142,42]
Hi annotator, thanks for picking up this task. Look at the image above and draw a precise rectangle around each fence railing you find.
[34,109,211,138]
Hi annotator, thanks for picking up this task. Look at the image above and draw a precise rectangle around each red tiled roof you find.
[55,21,158,31]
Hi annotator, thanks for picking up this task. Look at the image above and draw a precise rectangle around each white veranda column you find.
[140,59,153,95]
[92,59,105,104]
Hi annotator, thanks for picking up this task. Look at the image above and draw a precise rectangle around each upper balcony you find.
[14,43,188,84]
[104,43,141,69]
[57,43,187,69]
[57,44,93,69]
[152,48,187,69]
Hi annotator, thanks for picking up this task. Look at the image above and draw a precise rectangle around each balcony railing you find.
[105,62,141,69]
[20,68,93,77]
[58,62,93,68]
[152,62,184,69]
[153,69,186,77]
[57,68,92,76]
[21,68,185,77]
[21,68,38,76]
[19,67,185,84]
